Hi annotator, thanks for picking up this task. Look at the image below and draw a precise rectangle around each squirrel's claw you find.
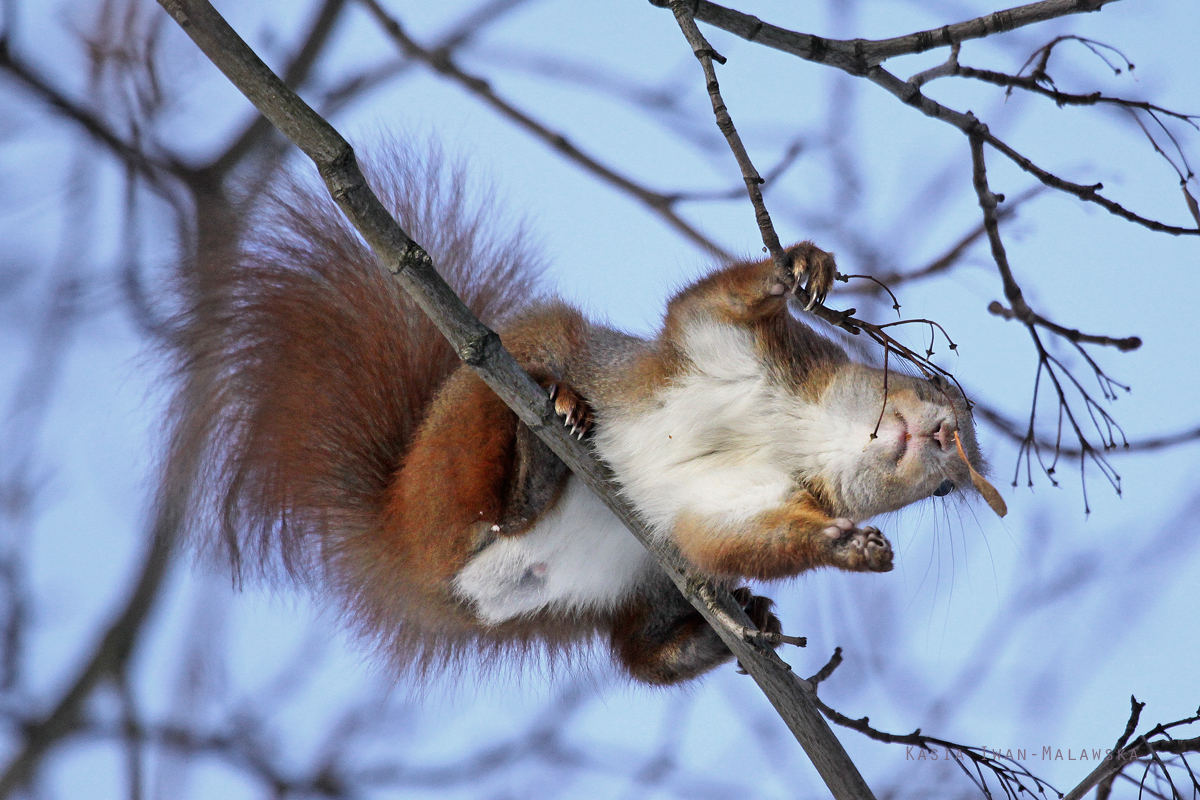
[730,586,784,674]
[779,241,837,310]
[547,382,594,439]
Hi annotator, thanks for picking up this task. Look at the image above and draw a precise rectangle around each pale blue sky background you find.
[1,0,1198,797]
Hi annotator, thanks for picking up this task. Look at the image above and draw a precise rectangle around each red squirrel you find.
[162,147,985,685]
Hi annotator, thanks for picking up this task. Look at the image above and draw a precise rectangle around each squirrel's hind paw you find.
[781,241,838,308]
[731,586,784,674]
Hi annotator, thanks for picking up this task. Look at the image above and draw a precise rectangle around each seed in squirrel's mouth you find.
[954,430,1007,518]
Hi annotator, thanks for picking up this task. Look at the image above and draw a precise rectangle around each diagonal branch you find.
[209,0,351,178]
[664,3,787,269]
[151,3,871,800]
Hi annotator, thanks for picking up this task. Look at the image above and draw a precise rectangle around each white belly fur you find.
[592,320,800,534]
[451,477,653,625]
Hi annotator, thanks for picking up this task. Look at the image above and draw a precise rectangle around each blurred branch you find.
[842,186,1046,292]
[0,39,180,199]
[209,0,351,178]
[80,680,750,797]
[0,520,176,796]
[356,0,735,260]
[975,402,1200,456]
[669,139,806,202]
[317,0,535,116]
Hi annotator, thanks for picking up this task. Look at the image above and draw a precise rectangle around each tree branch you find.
[209,0,350,178]
[0,38,179,199]
[648,0,1117,73]
[152,3,871,800]
[653,0,1200,237]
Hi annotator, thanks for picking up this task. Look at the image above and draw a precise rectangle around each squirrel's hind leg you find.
[609,577,780,685]
[494,378,596,536]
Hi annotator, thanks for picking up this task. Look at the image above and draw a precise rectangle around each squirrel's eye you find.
[932,479,954,497]
[929,374,948,391]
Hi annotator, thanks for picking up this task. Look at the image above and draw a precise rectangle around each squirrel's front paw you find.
[547,382,593,439]
[775,241,837,308]
[822,519,893,572]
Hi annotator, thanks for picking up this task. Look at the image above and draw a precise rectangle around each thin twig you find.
[661,0,1200,237]
[650,0,1118,71]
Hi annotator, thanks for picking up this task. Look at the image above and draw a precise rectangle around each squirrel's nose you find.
[933,421,955,449]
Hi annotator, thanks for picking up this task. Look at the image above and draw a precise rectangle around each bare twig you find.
[650,0,1118,72]
[666,1,787,272]
[955,64,1199,125]
[806,652,1062,799]
[969,133,1130,505]
[974,402,1200,456]
[658,0,1200,237]
[1062,700,1200,800]
[987,300,1141,351]
[811,661,1200,800]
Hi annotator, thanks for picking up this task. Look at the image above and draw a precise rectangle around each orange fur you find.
[674,493,869,580]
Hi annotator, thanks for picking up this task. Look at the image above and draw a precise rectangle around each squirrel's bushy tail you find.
[161,143,543,585]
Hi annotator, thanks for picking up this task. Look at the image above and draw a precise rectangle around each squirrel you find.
[161,144,986,686]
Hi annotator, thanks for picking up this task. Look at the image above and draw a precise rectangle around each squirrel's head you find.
[803,363,986,520]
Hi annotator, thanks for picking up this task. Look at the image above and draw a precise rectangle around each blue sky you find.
[1,0,1198,797]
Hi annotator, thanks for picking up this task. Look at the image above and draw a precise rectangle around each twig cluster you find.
[811,651,1200,800]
